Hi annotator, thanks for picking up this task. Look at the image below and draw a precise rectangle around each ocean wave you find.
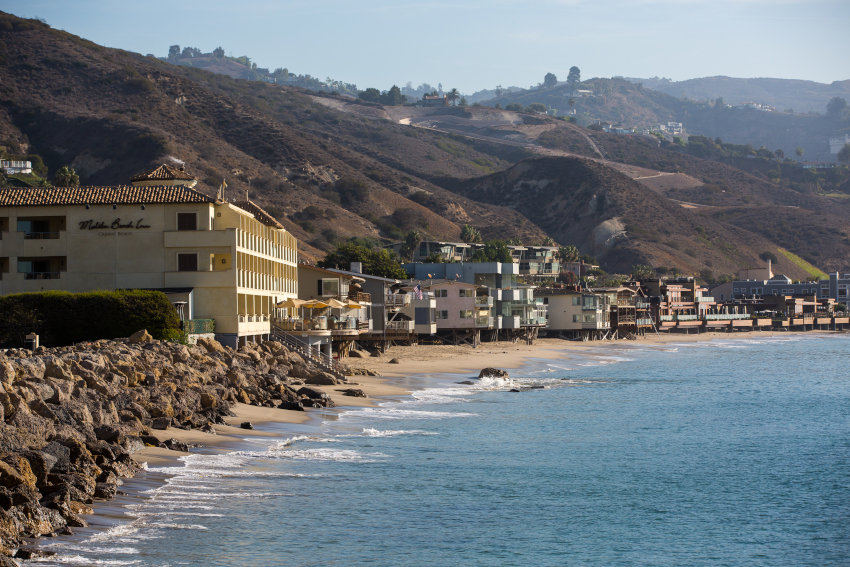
[340,407,478,420]
[148,523,208,530]
[29,556,142,565]
[269,447,388,462]
[360,428,439,437]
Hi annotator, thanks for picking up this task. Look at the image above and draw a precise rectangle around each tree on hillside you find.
[759,251,779,265]
[505,102,523,112]
[774,148,785,160]
[383,85,407,106]
[543,72,558,89]
[168,45,180,60]
[213,46,224,58]
[567,66,581,92]
[53,166,79,188]
[494,85,504,97]
[540,236,555,246]
[558,245,579,263]
[631,264,654,281]
[838,143,850,166]
[400,230,423,262]
[358,88,382,103]
[461,224,482,243]
[568,98,576,111]
[318,243,408,279]
[471,241,513,263]
[795,147,804,161]
[826,97,847,118]
[447,88,460,106]
[527,103,547,113]
[273,68,289,80]
[458,97,468,107]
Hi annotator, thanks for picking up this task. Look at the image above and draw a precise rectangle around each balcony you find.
[704,314,750,321]
[24,272,60,280]
[636,318,654,326]
[23,232,60,240]
[385,294,411,309]
[475,316,494,328]
[386,320,415,332]
[696,297,715,303]
[475,296,494,307]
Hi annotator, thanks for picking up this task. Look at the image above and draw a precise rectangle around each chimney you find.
[350,262,362,274]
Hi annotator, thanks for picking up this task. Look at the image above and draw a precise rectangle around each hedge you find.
[0,290,180,347]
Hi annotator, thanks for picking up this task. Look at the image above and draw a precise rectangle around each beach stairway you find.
[270,327,347,382]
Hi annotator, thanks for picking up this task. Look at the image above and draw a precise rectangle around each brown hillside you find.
[0,12,550,260]
[455,156,820,281]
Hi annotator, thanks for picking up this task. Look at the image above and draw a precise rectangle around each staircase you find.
[270,327,347,382]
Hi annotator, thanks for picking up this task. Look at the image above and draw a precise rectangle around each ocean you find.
[36,334,849,566]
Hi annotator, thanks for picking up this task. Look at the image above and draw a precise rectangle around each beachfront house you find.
[402,261,546,342]
[403,279,494,346]
[535,287,610,340]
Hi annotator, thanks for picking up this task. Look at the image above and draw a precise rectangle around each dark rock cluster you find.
[0,333,346,559]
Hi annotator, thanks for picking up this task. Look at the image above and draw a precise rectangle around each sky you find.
[3,0,849,94]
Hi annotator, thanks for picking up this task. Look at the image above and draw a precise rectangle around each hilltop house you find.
[0,170,298,348]
[420,95,448,107]
[0,160,32,175]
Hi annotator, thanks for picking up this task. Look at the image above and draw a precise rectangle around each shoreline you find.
[63,329,844,559]
[130,328,845,471]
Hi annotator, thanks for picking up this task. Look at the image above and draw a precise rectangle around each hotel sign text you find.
[78,218,152,231]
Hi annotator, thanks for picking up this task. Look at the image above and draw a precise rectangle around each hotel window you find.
[459,289,473,298]
[572,297,581,306]
[436,310,448,320]
[573,315,579,323]
[177,253,198,272]
[177,212,198,231]
[460,310,473,319]
[436,289,448,298]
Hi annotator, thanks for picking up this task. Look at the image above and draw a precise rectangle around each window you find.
[583,314,596,323]
[573,315,579,323]
[436,310,448,320]
[319,278,339,297]
[177,212,198,231]
[542,297,549,304]
[572,297,581,306]
[177,253,198,272]
[733,288,739,293]
[460,310,473,319]
[459,289,473,298]
[436,289,448,298]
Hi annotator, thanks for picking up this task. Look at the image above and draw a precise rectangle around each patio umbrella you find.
[345,300,362,308]
[302,299,330,309]
[326,298,349,309]
[277,297,306,308]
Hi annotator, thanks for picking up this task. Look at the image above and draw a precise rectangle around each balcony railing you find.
[24,272,60,280]
[23,232,60,240]
[696,297,715,303]
[475,296,494,306]
[705,314,750,320]
[677,314,699,321]
[475,316,494,327]
[636,318,654,326]
[385,294,410,308]
[386,320,414,332]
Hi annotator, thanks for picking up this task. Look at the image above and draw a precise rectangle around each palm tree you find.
[540,236,555,246]
[795,147,804,162]
[54,166,80,187]
[448,88,460,106]
[558,245,579,263]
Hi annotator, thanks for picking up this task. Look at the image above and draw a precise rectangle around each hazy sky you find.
[4,0,849,93]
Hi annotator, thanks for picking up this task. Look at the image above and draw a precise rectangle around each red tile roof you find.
[231,200,285,229]
[0,186,215,206]
[130,164,198,182]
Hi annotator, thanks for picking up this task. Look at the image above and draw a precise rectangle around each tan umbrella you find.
[326,298,349,309]
[277,297,306,308]
[302,299,330,309]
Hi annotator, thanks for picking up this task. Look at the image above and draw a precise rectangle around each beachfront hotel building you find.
[0,165,298,348]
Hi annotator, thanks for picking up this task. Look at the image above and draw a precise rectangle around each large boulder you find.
[304,372,340,386]
[478,368,509,379]
[127,330,154,344]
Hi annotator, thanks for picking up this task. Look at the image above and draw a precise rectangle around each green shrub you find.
[0,290,180,347]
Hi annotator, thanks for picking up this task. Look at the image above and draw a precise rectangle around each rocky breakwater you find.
[0,331,350,562]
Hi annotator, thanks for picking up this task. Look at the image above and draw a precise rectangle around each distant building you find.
[0,160,32,175]
[801,162,836,169]
[829,134,850,154]
[819,272,850,303]
[420,95,448,107]
[130,164,198,188]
